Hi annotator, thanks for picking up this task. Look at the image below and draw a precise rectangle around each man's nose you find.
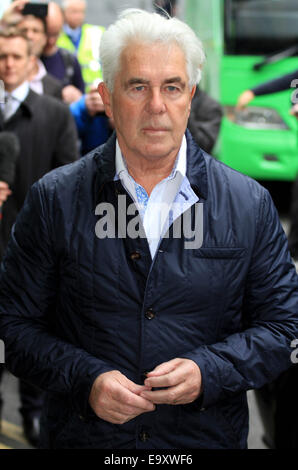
[146,88,166,114]
[6,56,14,68]
[26,30,35,41]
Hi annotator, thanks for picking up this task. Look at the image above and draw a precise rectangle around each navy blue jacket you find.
[0,131,298,449]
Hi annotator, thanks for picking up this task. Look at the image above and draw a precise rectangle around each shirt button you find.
[139,430,150,442]
[145,308,155,320]
[130,251,141,260]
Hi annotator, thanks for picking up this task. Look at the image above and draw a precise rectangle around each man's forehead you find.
[0,37,28,52]
[19,16,44,29]
[119,42,188,80]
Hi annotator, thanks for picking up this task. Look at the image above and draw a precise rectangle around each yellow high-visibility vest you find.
[57,23,105,90]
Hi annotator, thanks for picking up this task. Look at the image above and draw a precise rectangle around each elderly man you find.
[0,9,297,450]
[57,0,105,90]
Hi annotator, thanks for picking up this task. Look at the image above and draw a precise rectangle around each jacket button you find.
[145,308,155,320]
[130,251,141,260]
[139,430,150,442]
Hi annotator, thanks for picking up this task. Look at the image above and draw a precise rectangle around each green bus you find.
[185,0,298,181]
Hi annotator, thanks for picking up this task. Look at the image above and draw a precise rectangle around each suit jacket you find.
[42,73,63,100]
[0,89,78,257]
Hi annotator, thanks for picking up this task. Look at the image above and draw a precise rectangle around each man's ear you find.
[188,85,196,114]
[190,85,196,100]
[98,82,113,119]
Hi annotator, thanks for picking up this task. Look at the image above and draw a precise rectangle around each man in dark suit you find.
[0,28,78,446]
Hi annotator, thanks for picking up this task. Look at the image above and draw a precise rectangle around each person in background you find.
[70,83,112,155]
[0,28,78,447]
[187,87,223,154]
[17,12,62,99]
[41,1,85,105]
[0,9,297,450]
[1,1,63,99]
[57,0,105,91]
[236,70,298,111]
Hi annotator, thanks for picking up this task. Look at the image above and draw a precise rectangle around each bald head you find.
[43,2,64,56]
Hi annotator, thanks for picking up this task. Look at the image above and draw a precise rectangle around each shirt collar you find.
[115,134,187,181]
[63,24,82,43]
[7,80,30,103]
[30,59,47,83]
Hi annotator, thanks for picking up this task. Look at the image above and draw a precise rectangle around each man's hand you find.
[236,90,255,110]
[290,103,298,118]
[62,85,82,105]
[0,181,12,207]
[1,0,29,24]
[89,370,156,424]
[140,358,202,405]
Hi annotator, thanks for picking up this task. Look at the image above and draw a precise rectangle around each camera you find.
[22,2,48,18]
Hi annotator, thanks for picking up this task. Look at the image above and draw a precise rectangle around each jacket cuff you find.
[71,361,115,420]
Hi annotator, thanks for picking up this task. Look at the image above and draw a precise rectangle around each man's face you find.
[64,1,86,29]
[18,15,47,56]
[99,42,195,163]
[0,37,33,92]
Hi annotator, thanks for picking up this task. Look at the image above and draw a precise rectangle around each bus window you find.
[225,0,298,55]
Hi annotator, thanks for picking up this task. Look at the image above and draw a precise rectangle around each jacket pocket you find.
[194,247,246,259]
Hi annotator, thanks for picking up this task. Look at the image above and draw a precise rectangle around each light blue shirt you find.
[114,136,199,259]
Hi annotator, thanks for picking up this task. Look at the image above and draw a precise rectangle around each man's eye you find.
[134,86,145,92]
[166,86,179,92]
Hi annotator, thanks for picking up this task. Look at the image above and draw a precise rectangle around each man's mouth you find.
[142,127,169,133]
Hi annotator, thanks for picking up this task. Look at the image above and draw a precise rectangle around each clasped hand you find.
[89,358,202,425]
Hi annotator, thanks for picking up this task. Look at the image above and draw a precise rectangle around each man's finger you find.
[146,358,179,378]
[113,378,155,412]
[140,382,186,405]
[145,368,183,389]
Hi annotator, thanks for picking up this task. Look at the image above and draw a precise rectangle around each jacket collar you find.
[19,89,39,117]
[0,89,39,128]
[185,128,208,200]
[92,129,208,205]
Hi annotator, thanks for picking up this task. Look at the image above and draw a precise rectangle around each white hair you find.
[100,8,205,92]
[62,0,86,9]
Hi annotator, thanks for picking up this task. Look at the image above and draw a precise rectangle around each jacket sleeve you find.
[251,69,298,97]
[70,95,89,138]
[0,181,115,417]
[183,189,298,408]
[52,102,80,167]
